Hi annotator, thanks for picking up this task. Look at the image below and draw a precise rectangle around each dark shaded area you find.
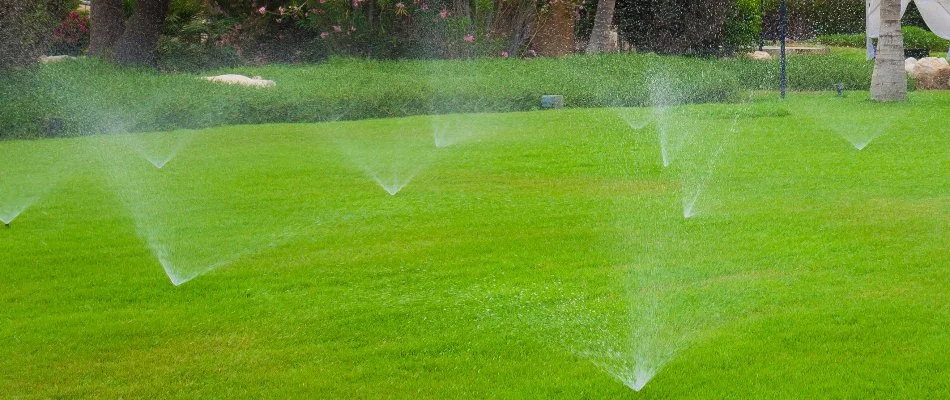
[0,0,76,70]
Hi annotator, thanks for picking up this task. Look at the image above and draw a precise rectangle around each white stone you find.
[911,57,950,90]
[39,55,76,63]
[748,51,773,61]
[204,74,276,88]
[904,57,918,74]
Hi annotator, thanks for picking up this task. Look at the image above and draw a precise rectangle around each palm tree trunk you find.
[114,0,171,66]
[88,0,125,57]
[871,0,906,101]
[585,0,616,54]
[533,0,575,57]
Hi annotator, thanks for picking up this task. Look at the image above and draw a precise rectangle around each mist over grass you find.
[0,49,878,139]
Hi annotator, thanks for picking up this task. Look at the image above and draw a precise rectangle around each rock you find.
[39,55,76,63]
[904,57,918,74]
[911,57,950,90]
[748,51,773,61]
[204,74,276,88]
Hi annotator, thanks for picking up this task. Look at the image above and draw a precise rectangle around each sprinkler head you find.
[835,83,845,97]
[3,223,9,228]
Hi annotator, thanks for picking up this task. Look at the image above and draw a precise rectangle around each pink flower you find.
[352,0,362,7]
[320,0,326,3]
[464,34,475,43]
[528,49,537,57]
[350,26,356,32]
[439,8,449,18]
[501,51,509,58]
[321,32,329,39]
[257,6,266,14]
[278,6,286,15]
[395,2,405,8]
[333,25,342,32]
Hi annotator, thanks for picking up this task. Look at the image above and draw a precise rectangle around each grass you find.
[1,91,948,398]
[0,49,879,139]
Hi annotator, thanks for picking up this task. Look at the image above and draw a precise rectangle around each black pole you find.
[758,0,765,51]
[779,0,787,99]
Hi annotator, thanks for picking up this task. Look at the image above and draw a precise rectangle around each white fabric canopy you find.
[867,0,950,39]
[866,0,950,59]
[914,0,950,39]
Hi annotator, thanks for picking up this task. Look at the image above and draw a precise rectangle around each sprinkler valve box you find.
[541,95,564,109]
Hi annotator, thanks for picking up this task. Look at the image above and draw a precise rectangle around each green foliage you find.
[763,0,939,39]
[48,10,90,56]
[722,0,762,53]
[616,0,757,55]
[817,27,950,52]
[156,2,243,71]
[902,26,950,51]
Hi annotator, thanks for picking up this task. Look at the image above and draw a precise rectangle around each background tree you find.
[533,0,576,56]
[616,0,736,55]
[88,0,125,57]
[585,0,616,54]
[871,0,906,101]
[90,0,171,65]
[114,0,171,65]
[0,0,74,69]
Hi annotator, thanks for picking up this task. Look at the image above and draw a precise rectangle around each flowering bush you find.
[49,10,89,56]
[196,0,515,62]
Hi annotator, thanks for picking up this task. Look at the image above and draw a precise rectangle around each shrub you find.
[616,0,758,55]
[152,0,513,66]
[722,0,762,53]
[48,10,90,56]
[762,0,937,40]
[156,1,243,71]
[817,27,950,52]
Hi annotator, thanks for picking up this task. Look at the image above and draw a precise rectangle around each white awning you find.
[867,0,950,39]
[914,0,950,39]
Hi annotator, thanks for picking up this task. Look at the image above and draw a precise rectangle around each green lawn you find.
[1,92,948,398]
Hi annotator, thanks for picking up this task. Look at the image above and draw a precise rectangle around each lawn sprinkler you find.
[836,83,845,97]
[3,222,9,229]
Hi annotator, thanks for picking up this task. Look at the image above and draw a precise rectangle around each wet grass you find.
[0,92,948,398]
[0,48,878,139]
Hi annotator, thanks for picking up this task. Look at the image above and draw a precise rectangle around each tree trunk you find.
[533,1,575,57]
[585,0,616,54]
[114,0,171,66]
[491,0,536,54]
[871,0,907,102]
[88,0,126,57]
